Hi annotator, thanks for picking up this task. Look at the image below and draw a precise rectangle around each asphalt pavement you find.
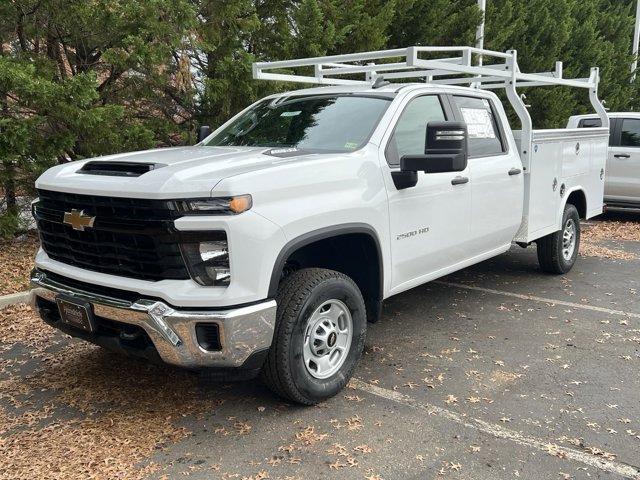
[1,214,639,480]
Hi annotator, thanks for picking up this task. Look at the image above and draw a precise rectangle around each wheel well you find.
[270,230,383,323]
[566,190,587,218]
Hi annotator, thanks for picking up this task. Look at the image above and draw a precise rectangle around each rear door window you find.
[451,96,505,157]
[620,118,640,147]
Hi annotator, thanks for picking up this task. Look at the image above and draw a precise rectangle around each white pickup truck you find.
[568,112,640,209]
[31,47,609,404]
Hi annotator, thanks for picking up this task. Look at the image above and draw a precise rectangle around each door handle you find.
[451,176,469,185]
[614,153,630,159]
[508,168,522,176]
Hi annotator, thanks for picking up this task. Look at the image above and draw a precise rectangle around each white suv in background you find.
[569,113,640,209]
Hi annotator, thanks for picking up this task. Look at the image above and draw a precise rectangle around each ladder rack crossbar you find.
[319,57,464,76]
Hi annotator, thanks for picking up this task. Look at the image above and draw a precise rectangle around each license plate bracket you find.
[56,296,95,333]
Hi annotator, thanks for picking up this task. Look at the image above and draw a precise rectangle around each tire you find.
[261,268,366,405]
[536,203,580,274]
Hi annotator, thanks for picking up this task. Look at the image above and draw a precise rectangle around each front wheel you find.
[536,203,580,274]
[261,268,366,405]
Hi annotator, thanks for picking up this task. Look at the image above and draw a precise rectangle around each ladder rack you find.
[254,46,592,89]
[252,46,609,171]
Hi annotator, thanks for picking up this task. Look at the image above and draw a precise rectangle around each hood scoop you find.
[78,161,166,177]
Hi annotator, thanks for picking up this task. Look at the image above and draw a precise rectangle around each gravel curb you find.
[0,290,32,309]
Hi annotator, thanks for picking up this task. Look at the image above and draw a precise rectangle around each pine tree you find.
[0,0,196,236]
[3,0,640,238]
[388,0,481,47]
[485,0,640,128]
[195,0,261,127]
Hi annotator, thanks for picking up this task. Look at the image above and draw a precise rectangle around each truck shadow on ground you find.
[599,210,640,222]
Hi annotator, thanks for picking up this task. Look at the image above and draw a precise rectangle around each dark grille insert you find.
[35,190,189,281]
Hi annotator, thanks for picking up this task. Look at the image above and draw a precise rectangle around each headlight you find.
[175,195,252,215]
[181,235,230,287]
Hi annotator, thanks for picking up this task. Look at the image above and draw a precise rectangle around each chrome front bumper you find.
[30,270,277,369]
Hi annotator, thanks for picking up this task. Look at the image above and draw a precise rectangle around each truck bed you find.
[513,127,609,243]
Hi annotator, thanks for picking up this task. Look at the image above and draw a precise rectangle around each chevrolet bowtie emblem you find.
[63,209,96,231]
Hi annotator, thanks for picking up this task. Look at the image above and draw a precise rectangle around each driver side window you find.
[385,95,447,166]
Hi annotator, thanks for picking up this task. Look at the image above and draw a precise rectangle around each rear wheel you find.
[537,203,580,274]
[261,268,366,405]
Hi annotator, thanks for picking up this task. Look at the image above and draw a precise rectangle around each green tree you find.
[485,0,640,128]
[194,0,398,127]
[388,0,481,47]
[0,0,196,236]
[194,0,261,128]
[3,0,640,239]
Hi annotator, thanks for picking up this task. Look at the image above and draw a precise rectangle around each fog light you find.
[181,236,230,286]
[195,324,222,351]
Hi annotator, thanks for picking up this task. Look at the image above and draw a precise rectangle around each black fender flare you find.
[267,223,384,303]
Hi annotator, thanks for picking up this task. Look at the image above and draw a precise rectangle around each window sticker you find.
[460,107,496,139]
[344,141,359,150]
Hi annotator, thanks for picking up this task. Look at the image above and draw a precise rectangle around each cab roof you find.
[267,82,500,100]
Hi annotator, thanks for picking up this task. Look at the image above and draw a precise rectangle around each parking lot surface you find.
[1,214,639,480]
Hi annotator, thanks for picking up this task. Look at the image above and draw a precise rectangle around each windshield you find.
[203,94,392,153]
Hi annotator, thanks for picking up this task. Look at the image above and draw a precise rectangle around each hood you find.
[36,146,320,199]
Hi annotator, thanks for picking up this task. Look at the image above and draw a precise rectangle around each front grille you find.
[34,189,190,281]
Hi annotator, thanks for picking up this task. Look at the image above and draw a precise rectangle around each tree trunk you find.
[0,44,16,214]
[2,160,17,214]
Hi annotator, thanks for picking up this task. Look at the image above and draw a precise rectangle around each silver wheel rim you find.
[562,218,577,261]
[303,299,353,380]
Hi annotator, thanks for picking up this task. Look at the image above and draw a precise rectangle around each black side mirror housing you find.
[197,125,212,143]
[401,121,468,174]
[392,121,468,190]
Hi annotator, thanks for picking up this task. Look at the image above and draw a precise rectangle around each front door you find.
[608,117,640,205]
[382,94,472,294]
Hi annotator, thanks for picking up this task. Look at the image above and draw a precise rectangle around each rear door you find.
[608,117,640,204]
[381,93,472,293]
[449,95,523,256]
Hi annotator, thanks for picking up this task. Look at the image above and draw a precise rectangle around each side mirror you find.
[401,121,468,174]
[197,125,212,143]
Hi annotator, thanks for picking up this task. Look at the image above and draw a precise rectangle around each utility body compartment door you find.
[381,94,473,294]
[521,136,563,238]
